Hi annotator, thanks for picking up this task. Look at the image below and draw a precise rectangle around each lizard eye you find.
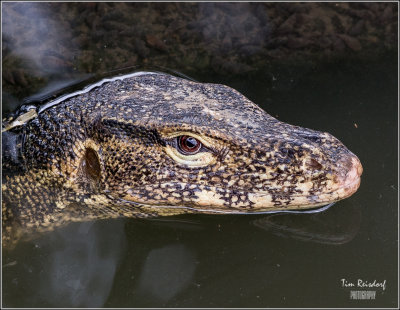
[177,135,201,154]
[164,132,217,167]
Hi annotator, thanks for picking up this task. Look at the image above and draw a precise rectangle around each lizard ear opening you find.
[81,147,101,186]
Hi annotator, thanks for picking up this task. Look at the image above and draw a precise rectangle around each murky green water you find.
[3,54,397,308]
[2,2,398,308]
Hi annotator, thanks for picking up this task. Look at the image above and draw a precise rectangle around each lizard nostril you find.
[307,158,323,170]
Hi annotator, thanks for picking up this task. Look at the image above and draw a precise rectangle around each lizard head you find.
[76,73,362,215]
[2,72,362,247]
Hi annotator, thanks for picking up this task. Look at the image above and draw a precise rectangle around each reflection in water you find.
[2,2,76,75]
[197,2,270,57]
[252,203,361,245]
[1,1,396,304]
[137,244,196,303]
[3,220,126,307]
[22,74,95,105]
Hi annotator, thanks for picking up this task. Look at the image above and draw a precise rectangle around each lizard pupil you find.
[178,135,201,154]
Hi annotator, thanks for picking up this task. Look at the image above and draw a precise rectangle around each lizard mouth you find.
[120,174,362,215]
[119,157,363,214]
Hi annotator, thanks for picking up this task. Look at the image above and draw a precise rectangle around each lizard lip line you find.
[339,177,361,198]
[122,156,363,202]
[124,171,362,203]
[134,202,337,215]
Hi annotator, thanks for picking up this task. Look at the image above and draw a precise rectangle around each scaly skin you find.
[2,72,362,247]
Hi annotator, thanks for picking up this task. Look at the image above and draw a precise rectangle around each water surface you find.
[2,1,398,308]
[3,54,397,308]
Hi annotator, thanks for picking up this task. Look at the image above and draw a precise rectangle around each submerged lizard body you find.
[2,72,362,246]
